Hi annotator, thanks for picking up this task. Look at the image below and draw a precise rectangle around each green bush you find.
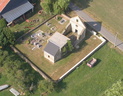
[0,19,6,28]
[57,16,62,21]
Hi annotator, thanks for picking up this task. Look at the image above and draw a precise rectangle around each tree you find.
[0,18,15,47]
[0,50,8,66]
[0,31,8,46]
[53,0,70,14]
[41,0,54,14]
[67,40,74,52]
[0,19,6,28]
[1,52,37,94]
[3,28,15,45]
[62,46,67,53]
[38,80,55,94]
[41,0,70,14]
[0,49,41,95]
[53,1,61,14]
[104,79,123,96]
[0,27,15,47]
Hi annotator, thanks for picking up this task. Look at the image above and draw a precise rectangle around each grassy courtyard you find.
[32,16,69,34]
[72,0,123,41]
[15,31,102,80]
[48,43,123,96]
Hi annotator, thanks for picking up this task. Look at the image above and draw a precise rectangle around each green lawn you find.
[48,43,123,96]
[73,0,123,41]
[1,43,123,96]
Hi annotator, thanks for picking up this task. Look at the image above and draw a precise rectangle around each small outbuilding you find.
[44,32,70,63]
[0,84,9,91]
[0,0,34,24]
[9,88,20,96]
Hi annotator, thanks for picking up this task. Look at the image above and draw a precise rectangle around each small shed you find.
[44,32,70,63]
[0,0,34,23]
[9,88,20,96]
[0,84,9,91]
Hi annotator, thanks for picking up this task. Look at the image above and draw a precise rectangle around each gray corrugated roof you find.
[44,42,59,56]
[2,1,33,23]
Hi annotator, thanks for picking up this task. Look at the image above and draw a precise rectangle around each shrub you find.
[0,19,6,28]
[57,16,62,21]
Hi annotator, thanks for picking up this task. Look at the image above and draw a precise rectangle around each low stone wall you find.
[62,23,71,35]
[10,45,53,82]
[12,14,106,83]
[16,15,56,42]
[61,14,70,20]
[57,34,106,82]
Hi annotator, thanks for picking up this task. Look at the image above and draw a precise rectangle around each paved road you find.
[69,3,123,51]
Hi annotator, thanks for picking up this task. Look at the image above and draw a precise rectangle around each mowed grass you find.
[1,43,123,96]
[48,43,123,96]
[73,0,123,41]
[15,32,102,80]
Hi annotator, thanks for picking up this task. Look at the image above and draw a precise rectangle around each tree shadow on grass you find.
[54,80,67,93]
[70,0,93,10]
[15,30,27,40]
[15,30,32,45]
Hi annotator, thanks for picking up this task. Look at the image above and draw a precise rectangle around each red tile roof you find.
[0,0,10,12]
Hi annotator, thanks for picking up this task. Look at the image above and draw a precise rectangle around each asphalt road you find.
[69,3,123,51]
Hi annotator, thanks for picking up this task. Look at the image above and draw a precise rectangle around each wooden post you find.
[23,14,26,20]
[114,32,118,47]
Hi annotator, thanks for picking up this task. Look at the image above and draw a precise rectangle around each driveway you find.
[69,2,123,51]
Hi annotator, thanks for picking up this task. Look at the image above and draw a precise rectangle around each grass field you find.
[1,43,123,96]
[48,43,123,96]
[73,0,123,41]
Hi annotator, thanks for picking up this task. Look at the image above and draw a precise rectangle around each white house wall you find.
[70,22,84,35]
[70,16,86,36]
[44,51,55,63]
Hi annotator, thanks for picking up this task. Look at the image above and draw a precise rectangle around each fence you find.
[57,34,106,82]
[16,15,56,42]
[12,14,106,83]
[10,45,53,82]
